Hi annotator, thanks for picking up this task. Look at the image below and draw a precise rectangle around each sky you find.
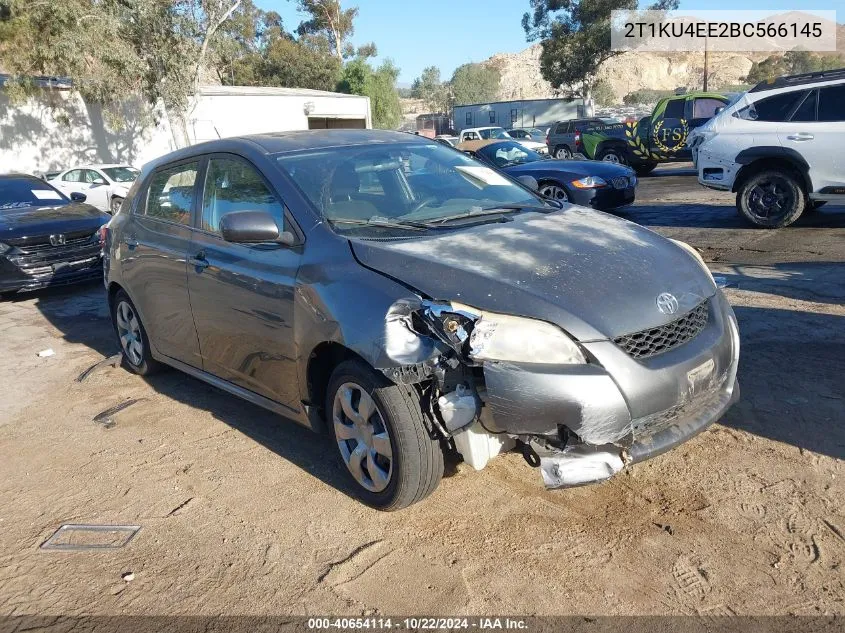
[258,1,842,84]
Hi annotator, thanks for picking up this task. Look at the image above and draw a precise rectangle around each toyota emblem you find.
[49,234,66,246]
[656,292,679,315]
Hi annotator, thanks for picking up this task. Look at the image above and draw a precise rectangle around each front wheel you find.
[538,181,570,203]
[110,290,161,375]
[736,170,806,228]
[554,146,572,159]
[597,147,627,165]
[326,360,443,510]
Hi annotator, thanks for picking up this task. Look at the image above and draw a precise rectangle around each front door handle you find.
[189,251,209,271]
[786,133,814,141]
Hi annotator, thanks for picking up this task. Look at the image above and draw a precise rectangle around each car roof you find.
[141,130,433,172]
[61,164,134,171]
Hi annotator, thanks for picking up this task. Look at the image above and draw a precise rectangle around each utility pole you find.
[703,38,709,92]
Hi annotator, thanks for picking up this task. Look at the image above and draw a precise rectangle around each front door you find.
[653,97,690,160]
[187,155,301,408]
[120,159,202,367]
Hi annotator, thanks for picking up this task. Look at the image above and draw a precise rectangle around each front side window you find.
[145,162,199,225]
[275,142,542,235]
[790,90,817,122]
[84,170,104,184]
[735,90,807,122]
[479,142,541,168]
[201,158,284,233]
[818,85,845,122]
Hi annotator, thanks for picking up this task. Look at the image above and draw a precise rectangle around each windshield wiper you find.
[428,204,552,225]
[329,217,433,231]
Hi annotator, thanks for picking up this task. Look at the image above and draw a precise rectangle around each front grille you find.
[6,231,101,278]
[614,300,709,360]
[611,176,630,190]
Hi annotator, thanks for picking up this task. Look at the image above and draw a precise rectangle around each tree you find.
[591,79,616,106]
[296,0,373,61]
[450,63,500,106]
[236,36,341,91]
[523,0,679,94]
[337,57,401,128]
[746,52,843,83]
[410,66,452,113]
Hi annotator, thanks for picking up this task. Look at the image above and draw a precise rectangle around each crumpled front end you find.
[377,288,740,490]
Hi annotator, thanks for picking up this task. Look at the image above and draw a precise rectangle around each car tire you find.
[736,169,806,229]
[326,359,444,511]
[538,181,570,203]
[554,146,572,159]
[111,290,161,376]
[110,197,124,214]
[597,147,627,165]
[634,162,657,176]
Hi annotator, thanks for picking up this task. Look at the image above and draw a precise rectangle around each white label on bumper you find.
[687,358,715,397]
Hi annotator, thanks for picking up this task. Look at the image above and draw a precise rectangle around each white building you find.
[0,77,372,175]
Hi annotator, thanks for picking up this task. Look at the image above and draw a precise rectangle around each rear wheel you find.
[538,181,570,203]
[634,162,657,176]
[597,147,627,165]
[554,146,572,159]
[326,360,443,510]
[111,290,161,375]
[736,169,806,228]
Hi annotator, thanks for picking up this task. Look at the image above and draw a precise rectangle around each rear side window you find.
[663,99,685,119]
[556,122,570,134]
[692,98,725,119]
[63,170,83,182]
[145,162,199,225]
[201,158,284,234]
[818,85,845,122]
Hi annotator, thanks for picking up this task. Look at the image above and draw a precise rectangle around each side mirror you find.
[219,210,295,246]
[92,178,107,186]
[517,175,539,191]
[70,192,87,202]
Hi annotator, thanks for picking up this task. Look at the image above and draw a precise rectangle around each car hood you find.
[505,159,633,179]
[0,203,109,241]
[349,207,715,341]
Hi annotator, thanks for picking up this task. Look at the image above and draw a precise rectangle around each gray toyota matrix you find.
[104,130,740,510]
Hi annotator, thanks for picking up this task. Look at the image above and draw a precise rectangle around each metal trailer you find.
[452,97,593,133]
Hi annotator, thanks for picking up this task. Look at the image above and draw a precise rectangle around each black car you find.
[0,174,110,296]
[462,140,637,210]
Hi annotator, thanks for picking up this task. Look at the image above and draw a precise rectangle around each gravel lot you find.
[1,166,844,617]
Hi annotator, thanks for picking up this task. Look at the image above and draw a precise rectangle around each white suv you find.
[691,68,845,228]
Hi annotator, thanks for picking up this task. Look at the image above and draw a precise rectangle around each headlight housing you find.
[468,311,585,365]
[571,176,607,189]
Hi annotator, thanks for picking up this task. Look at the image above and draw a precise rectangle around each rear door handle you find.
[188,251,209,270]
[786,133,814,141]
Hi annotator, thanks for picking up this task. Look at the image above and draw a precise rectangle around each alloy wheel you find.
[539,184,569,202]
[747,177,795,222]
[332,382,393,492]
[115,300,143,366]
[602,152,621,164]
[556,147,571,159]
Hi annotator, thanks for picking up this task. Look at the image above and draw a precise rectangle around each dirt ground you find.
[1,167,844,617]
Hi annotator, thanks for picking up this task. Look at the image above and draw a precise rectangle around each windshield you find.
[478,127,511,140]
[0,178,69,211]
[480,142,544,168]
[102,166,140,183]
[275,142,543,234]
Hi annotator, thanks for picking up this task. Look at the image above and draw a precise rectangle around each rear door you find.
[57,170,88,197]
[779,84,845,194]
[119,159,202,367]
[84,169,110,211]
[653,97,689,159]
[186,154,302,408]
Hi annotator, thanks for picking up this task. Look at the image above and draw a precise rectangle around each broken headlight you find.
[468,311,585,365]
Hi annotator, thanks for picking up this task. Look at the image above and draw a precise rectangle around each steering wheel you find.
[407,196,438,215]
